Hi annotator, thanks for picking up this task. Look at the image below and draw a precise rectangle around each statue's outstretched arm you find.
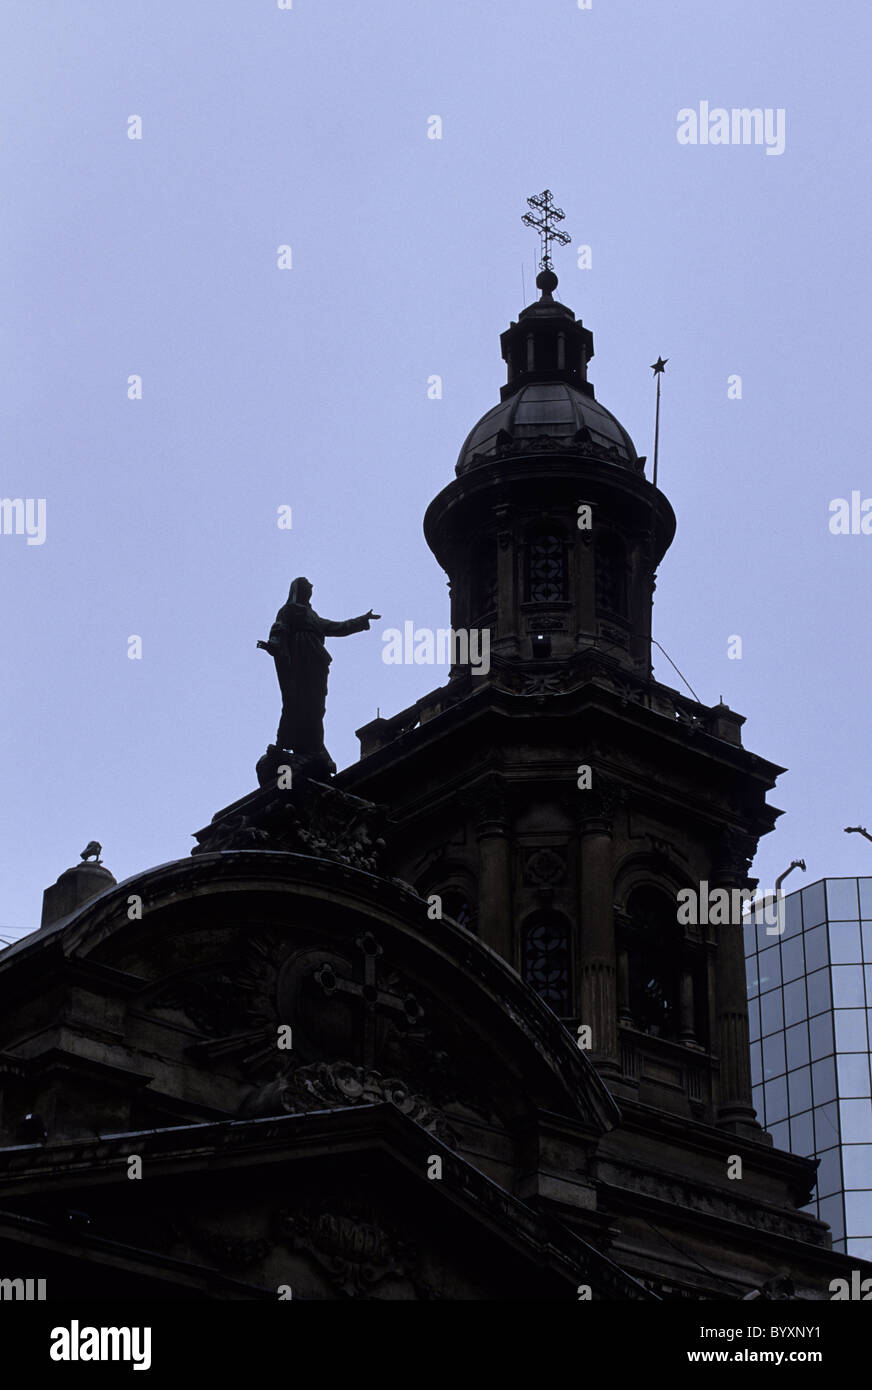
[316,610,379,637]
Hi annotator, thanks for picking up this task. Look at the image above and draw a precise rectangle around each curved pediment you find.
[0,852,619,1152]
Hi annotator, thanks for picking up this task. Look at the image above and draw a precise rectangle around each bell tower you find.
[426,259,672,680]
[339,200,782,1143]
[425,190,673,685]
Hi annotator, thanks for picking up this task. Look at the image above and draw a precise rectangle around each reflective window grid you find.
[744,877,872,1259]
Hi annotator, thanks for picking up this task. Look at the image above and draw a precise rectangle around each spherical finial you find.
[536,268,558,298]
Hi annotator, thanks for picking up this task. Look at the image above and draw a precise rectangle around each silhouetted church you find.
[0,229,860,1299]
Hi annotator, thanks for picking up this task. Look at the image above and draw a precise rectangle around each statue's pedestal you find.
[255,745,336,787]
[191,767,386,874]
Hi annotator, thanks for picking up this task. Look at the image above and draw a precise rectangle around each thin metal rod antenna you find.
[521,262,526,304]
[650,356,667,489]
[648,358,667,683]
[653,371,662,488]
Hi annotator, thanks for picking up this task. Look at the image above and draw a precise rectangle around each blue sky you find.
[1,0,870,933]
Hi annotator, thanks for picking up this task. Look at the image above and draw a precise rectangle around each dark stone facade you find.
[0,272,865,1299]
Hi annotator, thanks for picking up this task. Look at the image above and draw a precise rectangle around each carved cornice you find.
[713,826,758,886]
[599,1162,824,1245]
[242,1059,459,1145]
[192,780,387,874]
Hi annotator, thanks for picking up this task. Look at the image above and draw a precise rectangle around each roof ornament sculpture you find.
[522,189,571,293]
[257,577,379,784]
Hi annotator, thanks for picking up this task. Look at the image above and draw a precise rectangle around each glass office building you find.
[744,876,872,1259]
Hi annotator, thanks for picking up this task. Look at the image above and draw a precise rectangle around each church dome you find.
[456,380,638,474]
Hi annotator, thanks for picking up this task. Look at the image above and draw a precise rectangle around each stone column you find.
[713,828,759,1132]
[447,553,467,634]
[577,784,620,1077]
[627,526,653,674]
[614,909,632,1025]
[474,777,513,967]
[679,969,697,1046]
[494,506,519,657]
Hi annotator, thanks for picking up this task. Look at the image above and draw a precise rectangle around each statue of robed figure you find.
[258,577,379,781]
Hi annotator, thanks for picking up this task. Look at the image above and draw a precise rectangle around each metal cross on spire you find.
[522,190,571,272]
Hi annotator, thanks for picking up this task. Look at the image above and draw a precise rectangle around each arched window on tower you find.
[622,887,680,1040]
[522,910,570,1015]
[526,530,567,603]
[595,532,628,618]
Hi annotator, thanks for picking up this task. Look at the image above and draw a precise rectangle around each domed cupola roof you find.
[456,265,641,476]
[456,379,638,474]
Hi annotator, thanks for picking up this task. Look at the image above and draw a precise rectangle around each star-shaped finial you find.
[651,356,668,375]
